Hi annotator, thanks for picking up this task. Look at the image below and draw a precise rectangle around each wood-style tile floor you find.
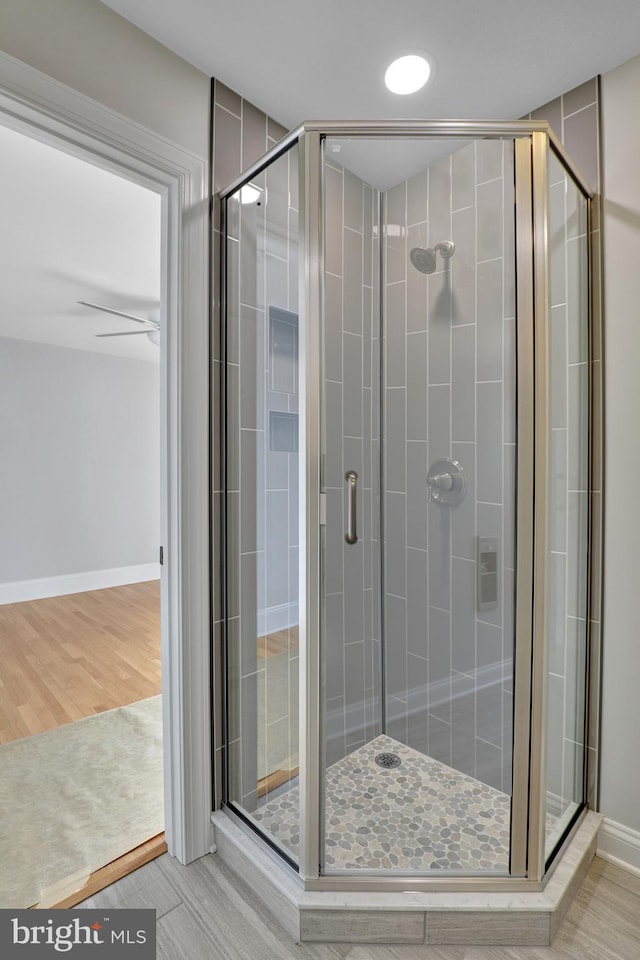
[76,854,640,960]
[0,581,162,744]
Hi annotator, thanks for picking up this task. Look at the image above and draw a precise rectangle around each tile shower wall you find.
[322,157,381,766]
[382,141,517,794]
[527,77,602,810]
[212,79,288,809]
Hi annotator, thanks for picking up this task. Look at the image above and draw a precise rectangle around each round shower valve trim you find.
[426,457,467,507]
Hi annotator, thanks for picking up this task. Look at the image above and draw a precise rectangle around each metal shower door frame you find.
[217,119,595,892]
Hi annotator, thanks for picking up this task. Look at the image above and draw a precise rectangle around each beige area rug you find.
[0,695,163,908]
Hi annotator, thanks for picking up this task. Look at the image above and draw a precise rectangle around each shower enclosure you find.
[218,122,594,890]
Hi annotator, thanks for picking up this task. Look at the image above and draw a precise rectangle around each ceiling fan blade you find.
[78,300,159,329]
[95,330,152,338]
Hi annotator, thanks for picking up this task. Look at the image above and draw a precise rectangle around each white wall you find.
[0,337,160,589]
[0,0,209,160]
[600,54,640,840]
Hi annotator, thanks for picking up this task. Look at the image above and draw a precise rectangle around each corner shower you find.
[217,121,595,915]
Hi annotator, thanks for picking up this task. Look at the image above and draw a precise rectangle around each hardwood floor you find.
[0,581,162,744]
[258,625,299,661]
[76,854,640,959]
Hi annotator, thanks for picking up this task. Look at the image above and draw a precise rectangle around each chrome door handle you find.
[345,470,358,544]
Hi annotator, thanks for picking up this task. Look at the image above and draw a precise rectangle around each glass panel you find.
[545,151,589,859]
[319,137,518,874]
[224,143,300,864]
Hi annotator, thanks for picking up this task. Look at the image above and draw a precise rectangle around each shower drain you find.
[374,752,401,769]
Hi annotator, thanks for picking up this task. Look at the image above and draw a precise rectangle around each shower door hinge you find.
[159,545,164,566]
[320,493,327,526]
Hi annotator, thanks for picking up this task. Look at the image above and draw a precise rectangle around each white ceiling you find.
[0,124,161,362]
[100,0,640,129]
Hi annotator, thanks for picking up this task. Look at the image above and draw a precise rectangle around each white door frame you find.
[0,51,211,864]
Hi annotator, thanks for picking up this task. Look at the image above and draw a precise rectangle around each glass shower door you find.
[319,136,519,875]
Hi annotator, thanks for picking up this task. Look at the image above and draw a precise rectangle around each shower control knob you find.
[426,458,467,507]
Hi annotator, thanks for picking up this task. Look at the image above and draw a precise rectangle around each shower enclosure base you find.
[211,809,601,946]
[253,735,511,872]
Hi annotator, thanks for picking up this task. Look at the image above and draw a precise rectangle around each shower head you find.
[409,245,437,275]
[409,240,455,275]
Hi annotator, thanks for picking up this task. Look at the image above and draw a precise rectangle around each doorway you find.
[0,121,166,907]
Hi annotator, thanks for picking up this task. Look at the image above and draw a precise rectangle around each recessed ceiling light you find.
[240,183,261,204]
[385,54,431,95]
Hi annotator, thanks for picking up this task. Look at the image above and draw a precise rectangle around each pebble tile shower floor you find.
[253,734,511,871]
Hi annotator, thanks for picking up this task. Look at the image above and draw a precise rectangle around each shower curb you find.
[211,809,602,946]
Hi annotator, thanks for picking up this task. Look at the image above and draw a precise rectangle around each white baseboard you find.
[597,817,640,878]
[258,601,299,637]
[0,563,161,605]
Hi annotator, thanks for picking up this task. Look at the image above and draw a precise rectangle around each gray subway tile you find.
[240,306,264,430]
[385,182,406,285]
[428,383,451,459]
[324,488,343,595]
[452,325,475,443]
[530,96,562,138]
[240,430,258,553]
[476,139,503,184]
[324,382,343,488]
[344,641,366,743]
[477,382,502,503]
[407,168,428,224]
[563,103,599,192]
[550,181,567,308]
[567,236,589,363]
[265,490,289,606]
[385,388,406,493]
[407,547,429,658]
[551,428,568,553]
[504,314,516,442]
[551,304,567,429]
[567,492,589,619]
[343,332,363,438]
[428,155,451,246]
[343,228,363,335]
[242,99,267,169]
[213,104,242,191]
[344,539,365,645]
[428,715,451,766]
[563,77,598,118]
[324,272,343,382]
[452,142,475,211]
[565,616,588,744]
[452,441,476,561]
[363,185,373,287]
[476,178,503,262]
[428,606,451,723]
[407,441,429,551]
[546,673,564,798]
[568,363,589,492]
[475,739,502,792]
[407,332,428,439]
[452,557,476,674]
[385,594,407,698]
[266,252,287,310]
[428,506,451,611]
[477,258,503,382]
[344,169,364,232]
[451,206,475,325]
[407,222,429,333]
[503,442,516,569]
[548,550,567,676]
[428,272,451,383]
[214,80,241,116]
[324,165,343,277]
[386,282,406,387]
[476,501,502,629]
[385,491,407,599]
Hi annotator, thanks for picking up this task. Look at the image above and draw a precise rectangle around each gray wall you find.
[0,0,210,159]
[0,337,160,582]
[599,53,640,837]
[381,142,516,794]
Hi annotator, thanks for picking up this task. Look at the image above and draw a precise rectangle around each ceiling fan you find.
[78,299,160,345]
